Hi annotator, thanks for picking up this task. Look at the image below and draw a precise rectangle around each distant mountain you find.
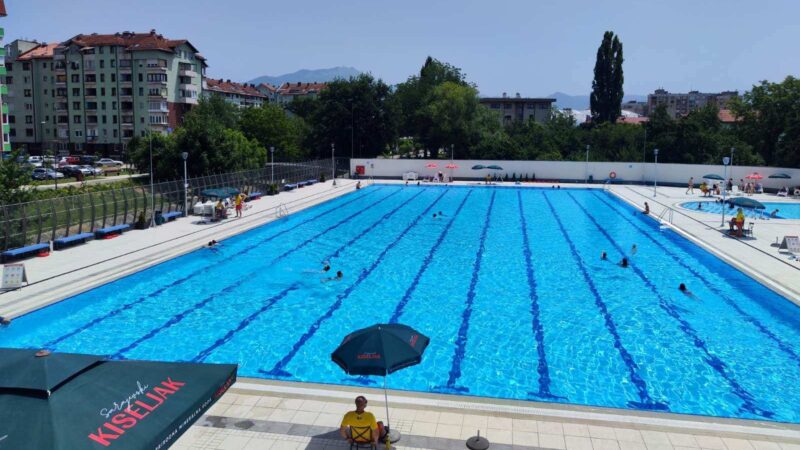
[248,67,362,86]
[548,92,648,110]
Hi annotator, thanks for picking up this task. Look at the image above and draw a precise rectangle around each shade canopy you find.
[702,174,725,180]
[332,324,429,376]
[200,187,240,198]
[727,197,766,209]
[445,163,459,169]
[471,165,486,170]
[745,173,764,180]
[425,163,439,169]
[0,348,236,450]
[769,173,792,179]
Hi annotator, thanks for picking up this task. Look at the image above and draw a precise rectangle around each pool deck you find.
[3,178,800,450]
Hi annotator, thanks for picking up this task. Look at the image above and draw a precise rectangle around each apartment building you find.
[647,89,738,118]
[0,0,9,153]
[5,30,206,154]
[480,93,555,125]
[269,82,327,105]
[204,78,267,108]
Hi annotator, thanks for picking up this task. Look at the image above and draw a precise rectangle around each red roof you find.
[258,83,278,93]
[0,1,7,17]
[17,43,59,60]
[615,116,650,125]
[60,30,202,61]
[206,78,267,98]
[717,109,739,123]
[277,82,327,96]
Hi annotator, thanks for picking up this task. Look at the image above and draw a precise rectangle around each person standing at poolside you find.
[686,177,695,195]
[234,193,245,218]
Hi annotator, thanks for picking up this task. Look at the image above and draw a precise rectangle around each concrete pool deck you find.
[2,178,800,449]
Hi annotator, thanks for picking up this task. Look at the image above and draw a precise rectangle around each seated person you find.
[728,217,737,233]
[770,209,780,218]
[777,186,789,197]
[794,187,800,196]
[735,208,745,237]
[700,182,708,196]
[214,200,227,220]
[755,183,764,194]
[340,396,384,447]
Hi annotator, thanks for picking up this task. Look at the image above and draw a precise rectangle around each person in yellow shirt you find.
[234,193,245,218]
[735,207,746,237]
[339,395,380,446]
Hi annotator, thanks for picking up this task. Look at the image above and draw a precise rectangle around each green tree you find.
[0,150,32,203]
[590,31,624,124]
[240,103,309,161]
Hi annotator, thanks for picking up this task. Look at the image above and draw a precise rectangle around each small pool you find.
[681,201,800,219]
[3,185,800,423]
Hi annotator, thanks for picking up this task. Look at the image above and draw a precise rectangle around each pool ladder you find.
[276,203,290,218]
[657,206,674,229]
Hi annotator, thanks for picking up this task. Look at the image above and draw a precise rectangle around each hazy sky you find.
[5,0,799,96]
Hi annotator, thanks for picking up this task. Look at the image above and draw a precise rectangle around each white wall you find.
[351,159,800,190]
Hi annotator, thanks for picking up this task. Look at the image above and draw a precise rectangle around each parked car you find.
[27,156,43,167]
[79,155,97,165]
[60,165,94,177]
[81,165,103,176]
[95,158,124,167]
[32,168,65,180]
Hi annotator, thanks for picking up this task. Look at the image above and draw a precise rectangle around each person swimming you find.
[323,271,344,282]
[697,203,703,210]
[438,211,445,217]
[601,251,607,260]
[619,257,629,268]
[679,283,695,298]
[433,213,437,219]
[205,240,221,252]
[630,244,637,256]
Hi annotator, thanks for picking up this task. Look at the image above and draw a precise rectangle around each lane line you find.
[542,192,667,411]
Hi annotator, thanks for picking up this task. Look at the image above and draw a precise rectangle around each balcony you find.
[149,105,168,112]
[0,66,5,76]
[178,97,198,105]
[121,122,134,128]
[146,65,168,72]
[148,91,167,99]
[0,85,7,95]
[0,27,4,39]
[178,69,197,77]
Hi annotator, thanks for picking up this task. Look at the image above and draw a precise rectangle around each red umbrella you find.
[445,163,459,169]
[745,173,763,180]
[425,163,439,169]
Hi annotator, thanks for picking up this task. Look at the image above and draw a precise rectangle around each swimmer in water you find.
[630,244,637,256]
[619,257,629,268]
[679,283,695,298]
[323,271,344,282]
[601,251,607,260]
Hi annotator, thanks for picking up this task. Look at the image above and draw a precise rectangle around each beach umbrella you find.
[487,165,503,170]
[727,197,766,209]
[200,187,240,198]
[445,163,459,169]
[702,174,725,180]
[425,163,438,169]
[332,324,429,443]
[745,173,763,180]
[471,165,486,170]
[0,348,236,450]
[769,173,792,179]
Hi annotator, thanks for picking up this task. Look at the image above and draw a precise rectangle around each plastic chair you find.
[349,426,376,450]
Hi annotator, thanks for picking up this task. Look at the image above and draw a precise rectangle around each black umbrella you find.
[703,174,725,181]
[0,348,236,450]
[487,165,503,170]
[332,324,429,442]
[471,165,486,170]
[727,197,766,209]
[769,173,792,179]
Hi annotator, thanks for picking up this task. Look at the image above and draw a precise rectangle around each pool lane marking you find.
[517,191,563,401]
[261,188,451,378]
[542,192,668,411]
[567,192,773,418]
[388,190,474,323]
[107,189,427,360]
[272,188,403,261]
[326,189,427,261]
[591,191,800,369]
[112,191,424,361]
[191,284,300,362]
[440,191,497,392]
[41,187,387,349]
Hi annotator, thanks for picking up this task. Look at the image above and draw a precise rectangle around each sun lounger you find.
[54,232,94,250]
[246,192,262,201]
[160,211,183,222]
[1,243,50,262]
[284,183,298,190]
[94,224,130,239]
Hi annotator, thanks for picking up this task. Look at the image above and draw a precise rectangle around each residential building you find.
[203,78,267,108]
[621,100,648,117]
[480,93,555,125]
[256,83,278,103]
[647,89,738,118]
[4,30,206,155]
[273,82,327,105]
[0,0,9,153]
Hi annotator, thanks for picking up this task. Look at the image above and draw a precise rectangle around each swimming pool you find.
[3,185,800,423]
[681,200,800,219]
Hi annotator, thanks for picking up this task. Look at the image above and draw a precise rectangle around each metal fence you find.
[0,158,348,252]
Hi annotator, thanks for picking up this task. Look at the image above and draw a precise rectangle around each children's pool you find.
[681,201,800,219]
[3,185,800,423]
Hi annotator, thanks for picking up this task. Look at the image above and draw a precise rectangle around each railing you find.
[276,203,289,218]
[656,206,674,227]
[0,158,348,252]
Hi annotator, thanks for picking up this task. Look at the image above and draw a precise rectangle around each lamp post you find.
[181,152,188,217]
[729,146,735,186]
[653,148,659,197]
[149,129,155,228]
[270,146,275,185]
[585,144,590,183]
[450,144,454,182]
[331,143,336,187]
[721,156,730,227]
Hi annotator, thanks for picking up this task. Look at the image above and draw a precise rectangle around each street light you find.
[653,148,659,197]
[585,144,590,183]
[181,152,188,217]
[270,146,275,185]
[721,156,730,227]
[331,143,336,187]
[729,147,735,185]
[149,129,155,228]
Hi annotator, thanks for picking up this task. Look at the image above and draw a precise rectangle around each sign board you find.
[779,236,800,252]
[1,264,28,290]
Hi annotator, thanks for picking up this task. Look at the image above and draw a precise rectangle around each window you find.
[26,128,34,137]
[112,88,117,96]
[113,129,118,138]
[9,129,15,137]
[149,115,167,124]
[23,76,29,83]
[86,88,97,96]
[5,63,11,71]
[123,129,133,138]
[72,88,80,96]
[149,101,167,111]
[148,88,161,96]
[110,60,115,68]
[111,73,116,82]
[99,60,105,69]
[73,115,81,124]
[5,76,11,84]
[72,101,81,110]
[113,115,118,124]
[57,116,68,124]
[7,116,14,124]
[84,74,96,83]
[44,89,49,95]
[138,87,144,96]
[87,115,98,124]
[120,87,131,96]
[121,74,133,83]
[100,73,105,82]
[85,61,95,71]
[102,115,107,124]
[71,74,80,83]
[75,130,83,137]
[22,62,30,71]
[99,46,104,54]
[25,103,32,110]
[112,101,117,110]
[23,89,32,97]
[86,102,97,110]
[140,117,144,124]
[138,73,143,82]
[25,115,32,124]
[101,101,106,110]
[101,88,106,96]
[43,75,48,82]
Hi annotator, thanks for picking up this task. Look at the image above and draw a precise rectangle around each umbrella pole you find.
[384,374,391,431]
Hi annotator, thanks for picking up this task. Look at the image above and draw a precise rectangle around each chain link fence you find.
[0,158,349,252]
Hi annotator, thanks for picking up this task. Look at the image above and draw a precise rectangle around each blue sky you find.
[5,0,799,96]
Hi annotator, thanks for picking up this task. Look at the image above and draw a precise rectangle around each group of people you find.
[600,244,637,268]
[699,181,721,197]
[211,192,249,221]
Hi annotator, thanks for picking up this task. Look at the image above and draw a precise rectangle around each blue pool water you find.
[3,185,800,423]
[681,201,800,219]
